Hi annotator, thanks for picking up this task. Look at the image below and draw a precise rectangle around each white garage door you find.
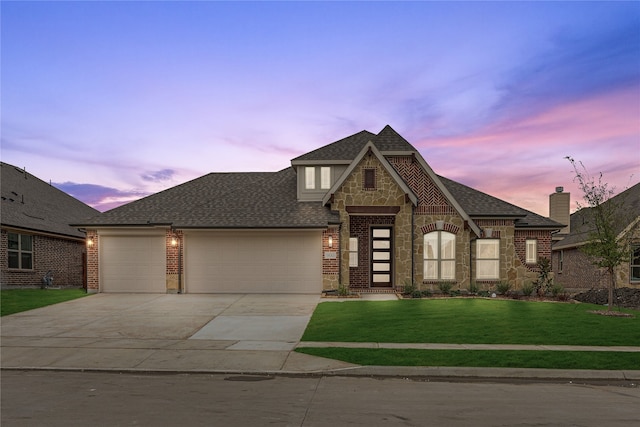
[100,235,166,293]
[185,231,322,293]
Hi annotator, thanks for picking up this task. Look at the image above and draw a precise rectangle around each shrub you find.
[337,283,350,297]
[522,282,535,297]
[437,281,454,294]
[421,289,432,298]
[468,281,479,295]
[496,281,512,295]
[534,257,553,296]
[551,283,565,298]
[402,279,417,296]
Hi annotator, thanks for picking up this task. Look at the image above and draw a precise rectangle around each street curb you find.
[3,366,639,382]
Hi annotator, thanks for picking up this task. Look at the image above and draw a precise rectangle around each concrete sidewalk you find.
[1,294,639,381]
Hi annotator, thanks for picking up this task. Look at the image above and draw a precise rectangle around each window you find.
[364,168,376,190]
[7,232,33,270]
[423,231,456,280]
[320,167,331,189]
[305,167,315,189]
[631,244,640,282]
[349,237,358,267]
[559,250,564,273]
[526,239,537,264]
[476,239,499,279]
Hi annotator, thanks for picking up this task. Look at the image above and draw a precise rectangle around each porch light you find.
[171,237,178,247]
[328,235,333,248]
[87,237,94,247]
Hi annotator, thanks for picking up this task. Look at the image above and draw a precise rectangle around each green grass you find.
[296,348,640,370]
[302,299,640,346]
[1,288,89,316]
[300,299,640,369]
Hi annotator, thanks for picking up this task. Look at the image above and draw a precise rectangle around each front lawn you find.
[1,288,89,316]
[296,348,640,370]
[298,299,640,369]
[301,299,640,346]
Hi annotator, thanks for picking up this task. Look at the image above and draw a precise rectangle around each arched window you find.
[424,231,456,280]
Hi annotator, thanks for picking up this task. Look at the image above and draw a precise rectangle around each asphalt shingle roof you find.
[553,182,640,249]
[76,168,339,228]
[292,125,415,163]
[1,162,99,238]
[439,175,564,229]
[76,125,564,230]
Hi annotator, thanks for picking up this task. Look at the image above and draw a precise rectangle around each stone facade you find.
[329,152,413,290]
[1,228,86,288]
[325,151,551,292]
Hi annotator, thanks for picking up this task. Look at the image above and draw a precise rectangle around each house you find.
[551,183,640,292]
[75,125,563,294]
[1,162,99,288]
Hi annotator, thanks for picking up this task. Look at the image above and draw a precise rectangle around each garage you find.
[99,234,166,293]
[185,230,322,293]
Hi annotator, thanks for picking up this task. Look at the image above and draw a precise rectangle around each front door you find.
[371,227,392,287]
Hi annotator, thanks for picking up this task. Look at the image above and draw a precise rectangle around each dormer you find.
[292,163,349,201]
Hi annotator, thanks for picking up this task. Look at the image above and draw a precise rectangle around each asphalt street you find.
[2,370,639,427]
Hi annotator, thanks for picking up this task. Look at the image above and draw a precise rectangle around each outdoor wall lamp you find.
[87,237,94,247]
[171,237,178,247]
[328,235,333,248]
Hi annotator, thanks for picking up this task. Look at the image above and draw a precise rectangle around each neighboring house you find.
[551,183,640,292]
[1,162,99,288]
[75,125,563,294]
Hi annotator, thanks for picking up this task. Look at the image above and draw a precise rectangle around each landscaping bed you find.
[573,287,640,310]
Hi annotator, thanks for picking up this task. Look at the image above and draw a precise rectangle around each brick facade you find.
[349,215,395,288]
[1,228,86,288]
[553,228,640,292]
[166,229,184,293]
[86,230,99,292]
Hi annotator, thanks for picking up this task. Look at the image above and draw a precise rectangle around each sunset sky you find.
[2,1,639,216]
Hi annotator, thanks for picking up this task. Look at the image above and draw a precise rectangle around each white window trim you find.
[349,237,358,268]
[476,239,500,280]
[423,231,456,280]
[320,167,331,189]
[526,239,537,264]
[305,167,315,190]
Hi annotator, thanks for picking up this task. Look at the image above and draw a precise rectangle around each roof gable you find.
[322,142,418,206]
[1,162,99,238]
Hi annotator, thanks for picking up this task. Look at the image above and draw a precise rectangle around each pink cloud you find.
[416,87,639,216]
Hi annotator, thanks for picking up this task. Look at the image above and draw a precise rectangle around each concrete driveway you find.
[0,293,354,373]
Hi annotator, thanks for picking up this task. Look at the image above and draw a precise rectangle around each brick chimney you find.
[549,186,570,234]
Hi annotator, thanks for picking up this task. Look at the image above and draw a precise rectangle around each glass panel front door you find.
[371,227,392,287]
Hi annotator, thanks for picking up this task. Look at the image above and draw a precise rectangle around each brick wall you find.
[86,230,99,292]
[166,230,183,292]
[514,229,552,272]
[1,228,86,288]
[553,247,607,291]
[349,215,395,288]
[387,156,456,215]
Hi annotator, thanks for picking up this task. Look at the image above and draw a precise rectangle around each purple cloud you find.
[53,182,150,212]
[141,169,175,182]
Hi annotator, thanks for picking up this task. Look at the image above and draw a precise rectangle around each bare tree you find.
[566,157,634,311]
